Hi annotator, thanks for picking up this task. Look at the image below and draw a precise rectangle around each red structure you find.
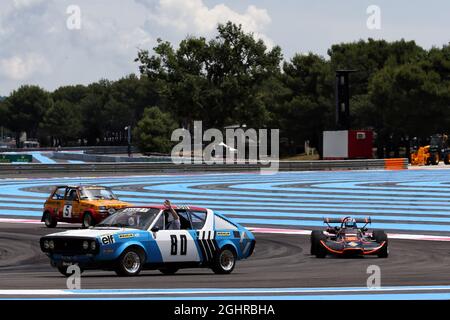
[323,130,373,160]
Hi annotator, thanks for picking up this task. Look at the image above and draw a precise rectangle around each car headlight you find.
[43,240,49,249]
[49,240,55,249]
[108,208,116,214]
[82,241,89,250]
[98,206,107,211]
[90,241,97,251]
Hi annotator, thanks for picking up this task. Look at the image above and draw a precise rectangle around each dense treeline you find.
[1,22,450,157]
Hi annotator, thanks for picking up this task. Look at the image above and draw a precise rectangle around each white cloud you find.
[0,53,50,80]
[141,0,273,46]
[13,0,46,9]
[0,0,272,95]
[0,1,154,95]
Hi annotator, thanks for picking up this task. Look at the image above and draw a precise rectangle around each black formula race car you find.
[310,217,388,258]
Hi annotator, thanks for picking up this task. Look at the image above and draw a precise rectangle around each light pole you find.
[124,125,131,157]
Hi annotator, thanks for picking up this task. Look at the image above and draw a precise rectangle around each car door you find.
[153,210,200,263]
[62,188,81,221]
[48,187,66,219]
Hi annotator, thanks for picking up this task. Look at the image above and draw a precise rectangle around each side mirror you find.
[151,226,160,232]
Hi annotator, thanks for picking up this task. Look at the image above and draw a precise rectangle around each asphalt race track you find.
[2,169,450,299]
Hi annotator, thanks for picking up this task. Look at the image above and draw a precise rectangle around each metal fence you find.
[0,159,408,175]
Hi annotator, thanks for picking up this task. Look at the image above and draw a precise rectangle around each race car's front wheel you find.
[212,247,236,274]
[43,212,57,228]
[82,212,94,229]
[373,230,389,258]
[311,230,327,258]
[115,247,145,276]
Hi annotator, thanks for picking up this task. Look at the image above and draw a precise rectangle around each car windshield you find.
[96,208,160,230]
[80,187,118,200]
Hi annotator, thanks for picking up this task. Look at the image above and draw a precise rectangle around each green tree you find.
[135,22,283,129]
[52,85,88,103]
[276,53,334,153]
[78,80,111,145]
[369,63,449,156]
[133,106,178,153]
[2,85,52,146]
[40,100,83,146]
[328,38,425,95]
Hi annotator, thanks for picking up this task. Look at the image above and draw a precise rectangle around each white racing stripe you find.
[0,218,42,224]
[2,285,450,296]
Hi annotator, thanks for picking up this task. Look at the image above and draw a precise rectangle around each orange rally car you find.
[41,185,131,228]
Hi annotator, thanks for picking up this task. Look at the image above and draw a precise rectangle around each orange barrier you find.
[384,158,408,170]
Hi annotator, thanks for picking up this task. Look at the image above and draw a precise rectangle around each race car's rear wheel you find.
[159,267,179,275]
[311,230,327,257]
[212,247,236,274]
[115,247,145,276]
[431,153,440,165]
[373,230,389,258]
[444,153,450,165]
[43,211,57,228]
[82,212,94,229]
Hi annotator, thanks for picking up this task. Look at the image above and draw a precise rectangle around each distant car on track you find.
[41,185,131,228]
[310,217,388,258]
[40,205,255,276]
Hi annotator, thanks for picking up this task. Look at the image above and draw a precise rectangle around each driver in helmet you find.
[344,218,357,229]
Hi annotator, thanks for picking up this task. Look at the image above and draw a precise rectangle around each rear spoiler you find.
[324,217,371,224]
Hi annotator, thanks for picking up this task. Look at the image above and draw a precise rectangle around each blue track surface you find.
[4,285,450,300]
[1,169,450,300]
[1,169,450,234]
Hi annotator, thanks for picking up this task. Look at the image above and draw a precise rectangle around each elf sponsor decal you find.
[101,234,115,245]
[216,231,231,237]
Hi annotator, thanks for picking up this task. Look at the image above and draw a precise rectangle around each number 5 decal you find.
[63,205,72,218]
[170,235,187,255]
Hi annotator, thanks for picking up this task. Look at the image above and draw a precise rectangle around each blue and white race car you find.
[40,205,256,276]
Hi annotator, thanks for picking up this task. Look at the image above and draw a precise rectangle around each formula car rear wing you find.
[324,217,372,229]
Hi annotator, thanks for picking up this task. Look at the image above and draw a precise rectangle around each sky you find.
[0,0,450,96]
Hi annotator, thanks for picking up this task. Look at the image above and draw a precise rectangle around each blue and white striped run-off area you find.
[1,169,450,235]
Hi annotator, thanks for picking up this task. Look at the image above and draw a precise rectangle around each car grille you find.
[40,237,99,255]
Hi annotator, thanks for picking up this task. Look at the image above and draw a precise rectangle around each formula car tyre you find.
[445,154,450,165]
[43,211,57,228]
[212,247,236,274]
[373,230,389,258]
[82,212,94,229]
[311,230,327,257]
[431,153,439,165]
[159,267,179,275]
[115,247,145,276]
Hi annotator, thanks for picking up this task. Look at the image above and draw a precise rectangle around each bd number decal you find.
[170,234,187,255]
